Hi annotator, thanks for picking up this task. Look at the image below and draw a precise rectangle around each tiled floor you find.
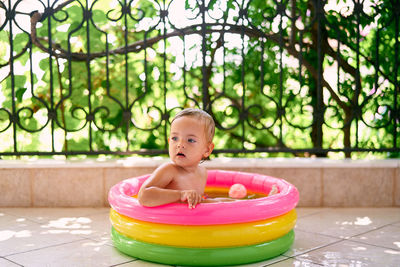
[0,208,399,267]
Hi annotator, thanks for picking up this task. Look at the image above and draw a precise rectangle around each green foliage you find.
[0,0,398,158]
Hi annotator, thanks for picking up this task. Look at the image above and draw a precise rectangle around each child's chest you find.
[168,172,207,193]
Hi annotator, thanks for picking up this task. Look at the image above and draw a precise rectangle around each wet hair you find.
[171,108,215,143]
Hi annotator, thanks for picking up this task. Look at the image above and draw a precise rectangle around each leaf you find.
[14,75,27,89]
[92,10,107,24]
[68,5,83,22]
[101,79,110,89]
[13,33,29,53]
[15,87,27,102]
[39,58,49,71]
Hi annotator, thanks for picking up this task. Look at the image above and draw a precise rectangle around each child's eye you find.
[188,138,196,143]
[171,136,178,141]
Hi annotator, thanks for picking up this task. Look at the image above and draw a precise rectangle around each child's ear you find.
[204,142,215,157]
[209,142,215,152]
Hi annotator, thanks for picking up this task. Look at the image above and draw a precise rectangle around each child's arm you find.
[138,163,179,207]
[138,163,202,208]
[138,186,181,207]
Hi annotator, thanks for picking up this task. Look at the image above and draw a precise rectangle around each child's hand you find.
[180,190,202,209]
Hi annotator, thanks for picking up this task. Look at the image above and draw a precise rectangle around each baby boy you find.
[138,108,215,209]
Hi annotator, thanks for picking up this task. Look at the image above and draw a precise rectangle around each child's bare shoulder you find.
[197,164,208,177]
[155,162,180,175]
[142,162,179,188]
[197,164,207,172]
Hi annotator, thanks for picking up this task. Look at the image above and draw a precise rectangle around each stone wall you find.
[1,158,399,207]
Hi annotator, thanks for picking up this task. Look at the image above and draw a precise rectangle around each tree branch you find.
[0,40,31,68]
[27,0,390,119]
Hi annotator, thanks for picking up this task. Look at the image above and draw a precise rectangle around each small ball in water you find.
[229,183,247,199]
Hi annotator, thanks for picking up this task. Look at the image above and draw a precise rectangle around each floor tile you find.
[6,238,133,267]
[295,208,400,238]
[0,208,109,224]
[89,231,114,246]
[0,218,85,256]
[350,225,400,251]
[117,259,173,266]
[231,255,289,267]
[1,208,111,240]
[0,258,21,267]
[175,256,289,267]
[2,207,399,267]
[283,229,341,257]
[295,240,400,267]
[267,257,323,266]
[60,209,112,239]
[295,208,329,218]
[0,212,24,228]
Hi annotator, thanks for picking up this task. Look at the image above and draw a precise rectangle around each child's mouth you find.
[177,152,185,157]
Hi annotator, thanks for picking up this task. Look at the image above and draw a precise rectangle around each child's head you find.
[171,108,215,143]
[169,108,215,166]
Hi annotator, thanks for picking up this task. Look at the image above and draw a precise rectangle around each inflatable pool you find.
[109,170,299,266]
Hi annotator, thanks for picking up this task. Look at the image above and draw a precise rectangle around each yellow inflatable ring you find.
[110,209,297,248]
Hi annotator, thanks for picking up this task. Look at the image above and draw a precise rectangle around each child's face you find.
[169,116,213,169]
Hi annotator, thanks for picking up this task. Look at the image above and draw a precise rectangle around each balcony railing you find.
[0,0,399,158]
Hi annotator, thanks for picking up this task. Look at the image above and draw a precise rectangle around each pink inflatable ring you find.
[108,170,299,225]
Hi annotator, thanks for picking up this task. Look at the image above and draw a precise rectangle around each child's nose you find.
[178,140,185,148]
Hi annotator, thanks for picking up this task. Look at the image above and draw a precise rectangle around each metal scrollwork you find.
[0,0,399,157]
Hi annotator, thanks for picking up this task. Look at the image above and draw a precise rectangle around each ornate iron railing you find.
[0,0,399,158]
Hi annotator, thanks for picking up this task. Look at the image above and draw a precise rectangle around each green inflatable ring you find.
[111,227,294,266]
